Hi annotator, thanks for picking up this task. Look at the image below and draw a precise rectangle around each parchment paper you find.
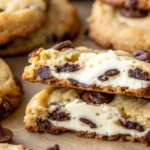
[1,1,149,150]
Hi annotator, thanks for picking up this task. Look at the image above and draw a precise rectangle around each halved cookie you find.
[22,42,150,98]
[88,0,150,53]
[0,0,79,56]
[24,86,150,146]
[0,58,23,118]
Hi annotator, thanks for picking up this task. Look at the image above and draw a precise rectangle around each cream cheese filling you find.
[49,99,149,137]
[51,50,150,89]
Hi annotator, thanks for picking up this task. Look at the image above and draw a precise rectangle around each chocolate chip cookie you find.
[0,144,28,150]
[0,58,23,118]
[0,0,79,56]
[101,0,150,10]
[22,43,150,98]
[0,0,48,45]
[24,86,150,146]
[88,0,150,53]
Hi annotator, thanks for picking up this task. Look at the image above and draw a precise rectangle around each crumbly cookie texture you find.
[88,0,150,53]
[0,58,23,117]
[23,45,150,98]
[0,0,79,56]
[0,144,28,150]
[0,0,48,45]
[101,0,150,10]
[24,86,150,146]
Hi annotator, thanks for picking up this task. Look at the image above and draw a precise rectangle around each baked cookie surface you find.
[0,58,23,117]
[101,0,150,10]
[0,0,48,45]
[88,0,150,53]
[22,43,150,98]
[0,0,79,57]
[24,86,150,146]
[0,144,28,150]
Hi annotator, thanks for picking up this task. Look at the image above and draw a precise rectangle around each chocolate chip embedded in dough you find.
[81,91,114,104]
[119,120,144,132]
[119,8,148,18]
[0,125,13,143]
[55,63,80,73]
[0,8,4,12]
[37,67,51,80]
[47,144,60,150]
[80,118,97,128]
[98,69,120,81]
[133,50,150,63]
[128,68,150,81]
[0,100,13,118]
[52,40,74,51]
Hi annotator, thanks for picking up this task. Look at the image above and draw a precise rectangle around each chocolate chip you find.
[133,50,150,63]
[49,107,70,121]
[119,120,144,132]
[119,8,148,18]
[0,125,13,143]
[68,78,90,88]
[47,144,59,150]
[37,67,50,80]
[36,119,52,131]
[128,68,150,81]
[52,40,74,51]
[81,91,114,104]
[80,118,97,128]
[55,63,80,72]
[0,100,13,118]
[145,131,150,144]
[98,69,120,81]
[127,0,137,8]
[0,8,4,12]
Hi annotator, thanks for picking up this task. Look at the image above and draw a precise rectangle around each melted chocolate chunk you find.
[127,0,138,8]
[52,40,74,51]
[37,67,51,80]
[49,107,70,121]
[145,131,150,144]
[133,50,150,63]
[80,118,97,128]
[68,78,90,88]
[0,125,13,143]
[47,144,59,150]
[0,100,13,118]
[119,120,144,132]
[56,63,80,73]
[119,8,148,18]
[36,119,52,131]
[0,8,4,12]
[128,68,150,81]
[81,91,114,104]
[98,69,120,81]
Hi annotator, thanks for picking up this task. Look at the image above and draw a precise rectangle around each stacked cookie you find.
[88,0,150,53]
[23,41,150,146]
[0,0,79,56]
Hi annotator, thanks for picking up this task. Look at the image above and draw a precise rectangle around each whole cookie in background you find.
[88,0,150,53]
[0,58,23,118]
[0,0,48,45]
[0,0,80,57]
[101,0,150,10]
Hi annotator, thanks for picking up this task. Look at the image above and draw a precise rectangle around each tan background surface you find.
[1,1,149,150]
